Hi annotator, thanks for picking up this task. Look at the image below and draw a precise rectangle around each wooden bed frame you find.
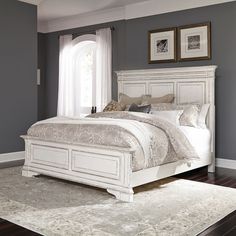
[22,66,217,202]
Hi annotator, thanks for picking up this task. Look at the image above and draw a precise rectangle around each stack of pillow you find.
[103,93,210,129]
[149,103,210,129]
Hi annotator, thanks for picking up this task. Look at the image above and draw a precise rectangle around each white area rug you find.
[0,167,236,236]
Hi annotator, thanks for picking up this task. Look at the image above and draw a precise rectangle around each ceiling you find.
[19,0,236,33]
[20,0,149,22]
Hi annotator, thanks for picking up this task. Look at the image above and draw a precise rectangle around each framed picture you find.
[178,22,211,61]
[148,27,177,63]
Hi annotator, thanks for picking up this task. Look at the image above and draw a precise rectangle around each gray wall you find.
[0,0,37,154]
[38,33,46,120]
[41,2,236,161]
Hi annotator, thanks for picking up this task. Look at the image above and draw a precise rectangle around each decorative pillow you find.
[129,103,151,113]
[198,104,210,128]
[142,94,174,104]
[103,100,126,112]
[179,105,200,127]
[150,103,210,128]
[150,103,176,111]
[119,93,142,105]
[150,103,200,111]
[151,110,183,125]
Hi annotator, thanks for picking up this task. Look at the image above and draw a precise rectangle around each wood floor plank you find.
[197,210,236,236]
[178,167,236,236]
[0,219,41,236]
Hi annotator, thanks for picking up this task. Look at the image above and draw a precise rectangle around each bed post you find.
[107,152,134,202]
[107,188,134,202]
[207,66,217,173]
[21,137,39,177]
[208,154,215,173]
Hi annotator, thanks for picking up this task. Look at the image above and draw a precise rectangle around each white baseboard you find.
[216,158,236,170]
[0,151,25,164]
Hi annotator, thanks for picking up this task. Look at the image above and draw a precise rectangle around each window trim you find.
[72,34,96,46]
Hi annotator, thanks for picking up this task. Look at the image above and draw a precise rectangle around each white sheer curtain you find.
[95,28,112,112]
[72,39,96,116]
[57,29,112,116]
[57,35,75,117]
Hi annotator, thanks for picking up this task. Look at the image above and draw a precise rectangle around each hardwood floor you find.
[0,219,41,236]
[177,166,236,188]
[198,210,236,236]
[0,167,235,236]
[177,167,236,236]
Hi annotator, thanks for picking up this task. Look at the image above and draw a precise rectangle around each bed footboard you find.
[21,136,213,202]
[21,136,134,202]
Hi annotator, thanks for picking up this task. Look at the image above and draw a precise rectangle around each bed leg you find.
[107,188,134,202]
[22,167,39,177]
[208,154,215,173]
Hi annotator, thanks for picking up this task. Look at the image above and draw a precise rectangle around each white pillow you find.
[150,103,210,129]
[150,110,183,125]
[198,104,210,129]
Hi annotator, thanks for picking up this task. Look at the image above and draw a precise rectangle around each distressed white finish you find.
[117,65,217,173]
[22,139,134,202]
[22,66,217,202]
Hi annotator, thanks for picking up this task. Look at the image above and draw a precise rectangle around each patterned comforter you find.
[27,112,198,171]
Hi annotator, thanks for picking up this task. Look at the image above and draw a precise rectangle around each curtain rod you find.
[58,26,115,39]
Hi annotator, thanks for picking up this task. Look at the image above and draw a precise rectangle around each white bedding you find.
[32,115,211,161]
[148,108,211,159]
[28,112,201,171]
[33,116,153,167]
[179,126,211,159]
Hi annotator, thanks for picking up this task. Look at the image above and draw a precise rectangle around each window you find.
[58,29,111,117]
[72,35,96,116]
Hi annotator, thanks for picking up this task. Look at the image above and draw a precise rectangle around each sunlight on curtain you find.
[73,40,96,116]
[57,28,112,117]
[57,35,74,117]
[96,28,112,112]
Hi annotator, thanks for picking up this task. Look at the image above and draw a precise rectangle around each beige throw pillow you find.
[119,93,143,105]
[142,94,174,104]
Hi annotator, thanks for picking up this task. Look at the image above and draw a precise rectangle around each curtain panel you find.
[57,28,112,117]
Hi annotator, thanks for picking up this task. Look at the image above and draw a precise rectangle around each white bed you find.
[21,65,217,202]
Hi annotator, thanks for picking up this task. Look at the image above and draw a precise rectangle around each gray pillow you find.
[129,103,151,113]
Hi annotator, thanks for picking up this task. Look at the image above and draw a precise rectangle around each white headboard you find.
[116,66,217,154]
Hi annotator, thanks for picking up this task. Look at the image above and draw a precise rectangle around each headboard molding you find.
[116,65,217,157]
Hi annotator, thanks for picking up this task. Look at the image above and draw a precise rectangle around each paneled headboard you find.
[116,65,217,155]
